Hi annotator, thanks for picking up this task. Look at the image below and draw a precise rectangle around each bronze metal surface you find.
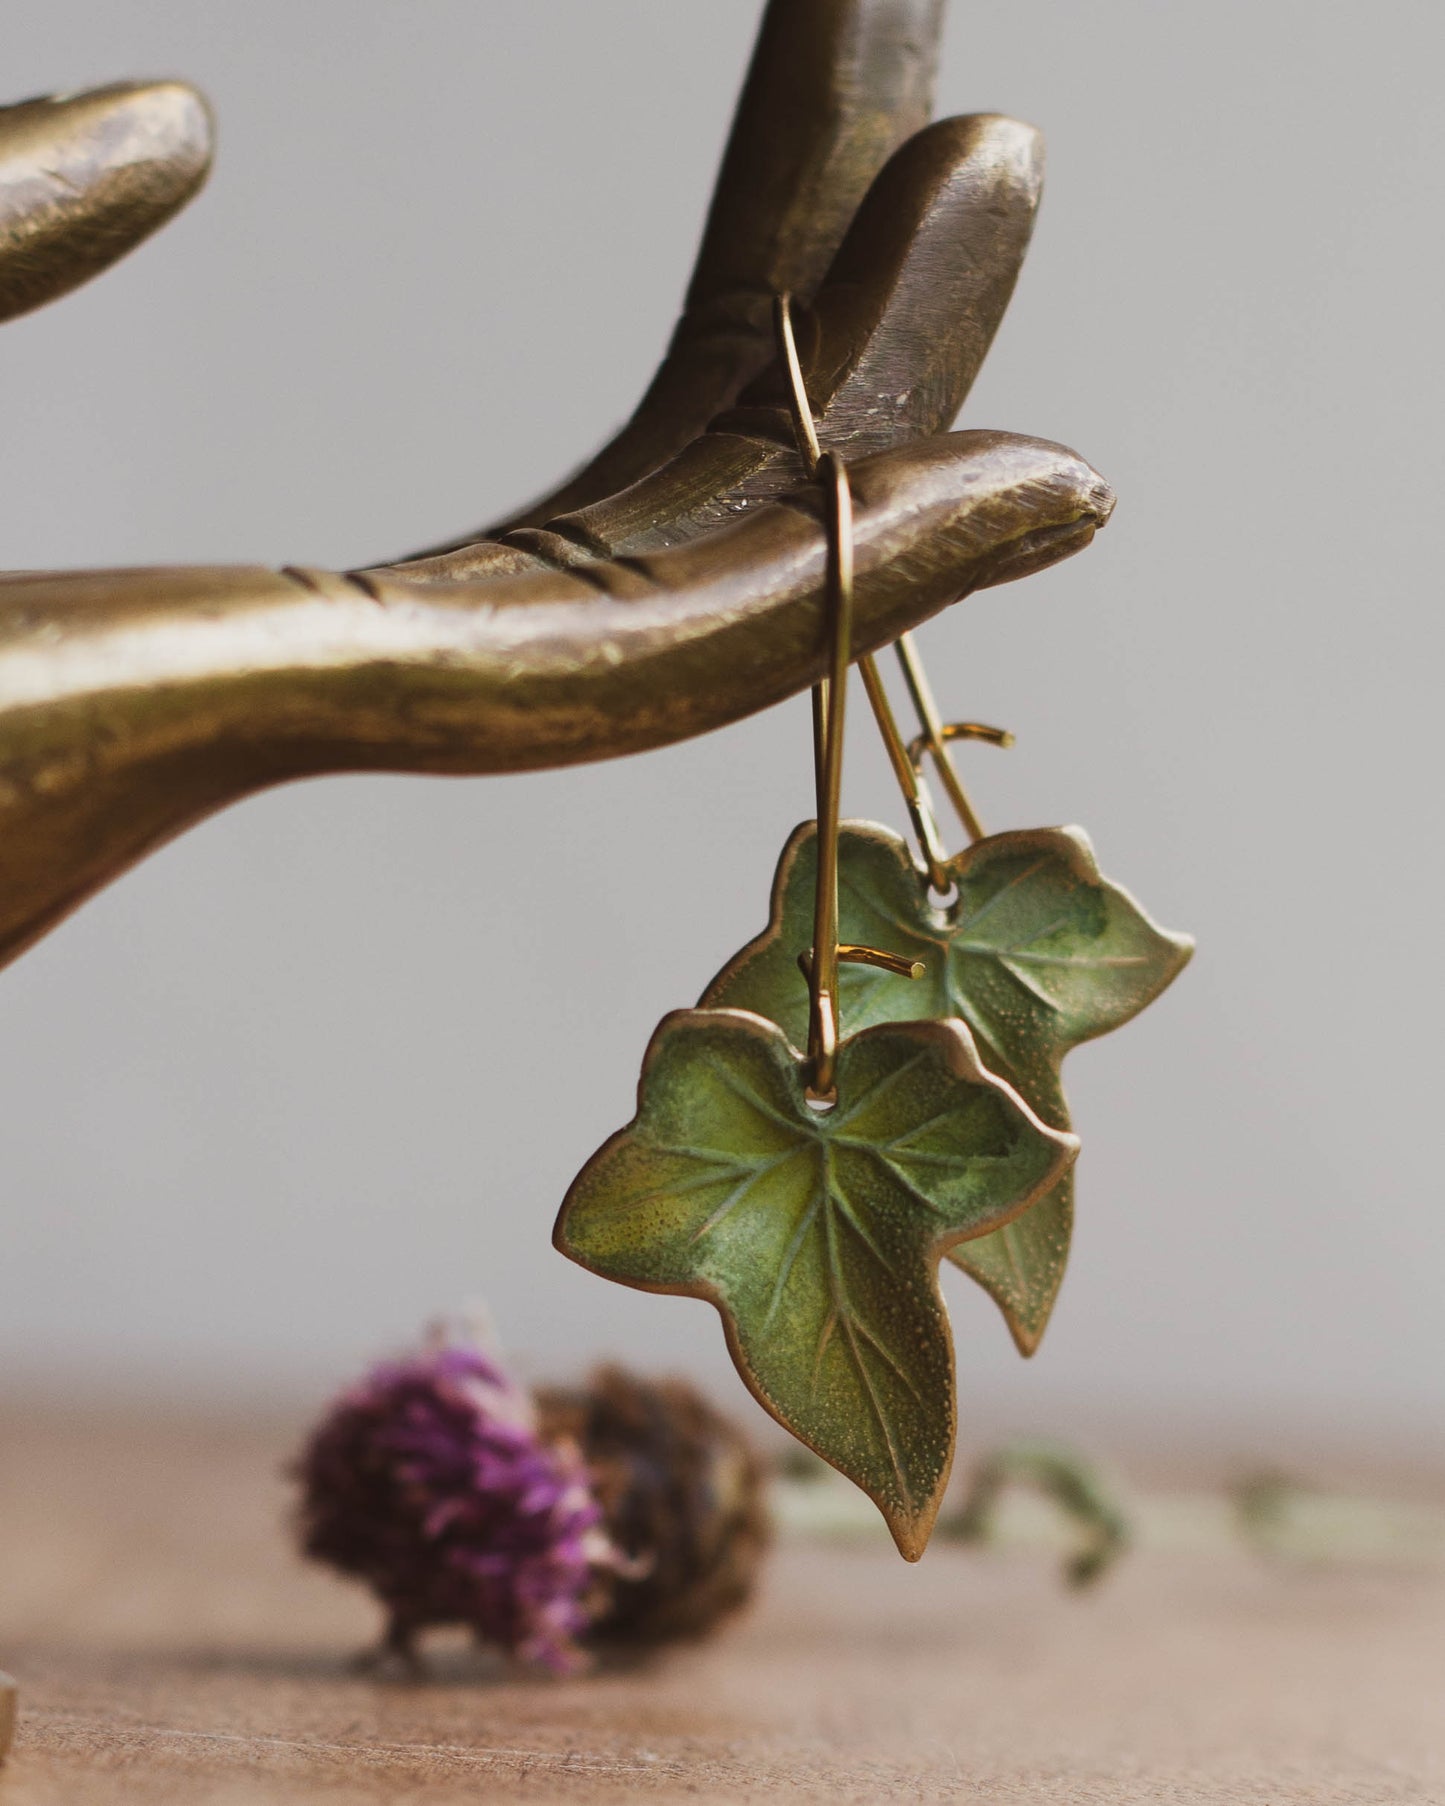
[0,2,1110,977]
[0,433,1110,970]
[424,0,946,544]
[773,288,955,892]
[393,109,1046,582]
[0,80,212,323]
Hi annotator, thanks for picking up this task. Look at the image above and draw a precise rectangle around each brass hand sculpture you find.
[0,1,1112,973]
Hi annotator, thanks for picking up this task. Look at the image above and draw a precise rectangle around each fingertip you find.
[0,77,215,323]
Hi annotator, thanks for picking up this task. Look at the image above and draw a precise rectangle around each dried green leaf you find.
[702,822,1193,1353]
[554,1008,1076,1557]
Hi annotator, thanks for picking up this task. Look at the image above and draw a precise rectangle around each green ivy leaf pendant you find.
[554,1007,1076,1558]
[701,822,1194,1355]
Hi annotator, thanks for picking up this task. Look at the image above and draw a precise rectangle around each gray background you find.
[3,3,1440,1451]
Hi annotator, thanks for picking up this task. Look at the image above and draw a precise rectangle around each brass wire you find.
[775,293,951,889]
[770,300,1014,868]
[807,451,852,1099]
[773,294,926,1099]
[894,639,1012,845]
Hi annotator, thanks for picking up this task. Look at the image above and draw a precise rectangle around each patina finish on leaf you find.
[701,822,1193,1353]
[554,1008,1075,1558]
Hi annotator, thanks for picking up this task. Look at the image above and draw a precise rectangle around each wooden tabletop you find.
[1,1398,1441,1804]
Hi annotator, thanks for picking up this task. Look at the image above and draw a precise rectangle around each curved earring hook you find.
[806,452,854,1102]
[900,681,1015,847]
[775,303,928,1099]
[774,291,955,891]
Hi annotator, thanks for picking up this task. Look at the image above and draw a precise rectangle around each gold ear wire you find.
[859,658,954,890]
[894,637,1013,846]
[775,295,956,891]
[775,291,822,476]
[773,292,1014,870]
[774,296,923,1102]
[806,450,853,1101]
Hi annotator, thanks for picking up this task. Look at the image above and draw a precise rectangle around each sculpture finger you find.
[464,0,945,541]
[395,113,1045,583]
[0,80,213,324]
[0,432,1111,970]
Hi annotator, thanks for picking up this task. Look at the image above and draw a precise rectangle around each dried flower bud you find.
[538,1366,771,1647]
[293,1336,607,1674]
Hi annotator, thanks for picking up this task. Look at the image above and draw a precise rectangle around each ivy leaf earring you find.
[701,819,1192,1352]
[555,1009,1073,1558]
[700,295,1193,1355]
[559,292,1187,1554]
[556,443,1076,1557]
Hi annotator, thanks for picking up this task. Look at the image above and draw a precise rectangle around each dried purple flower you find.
[294,1334,608,1674]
